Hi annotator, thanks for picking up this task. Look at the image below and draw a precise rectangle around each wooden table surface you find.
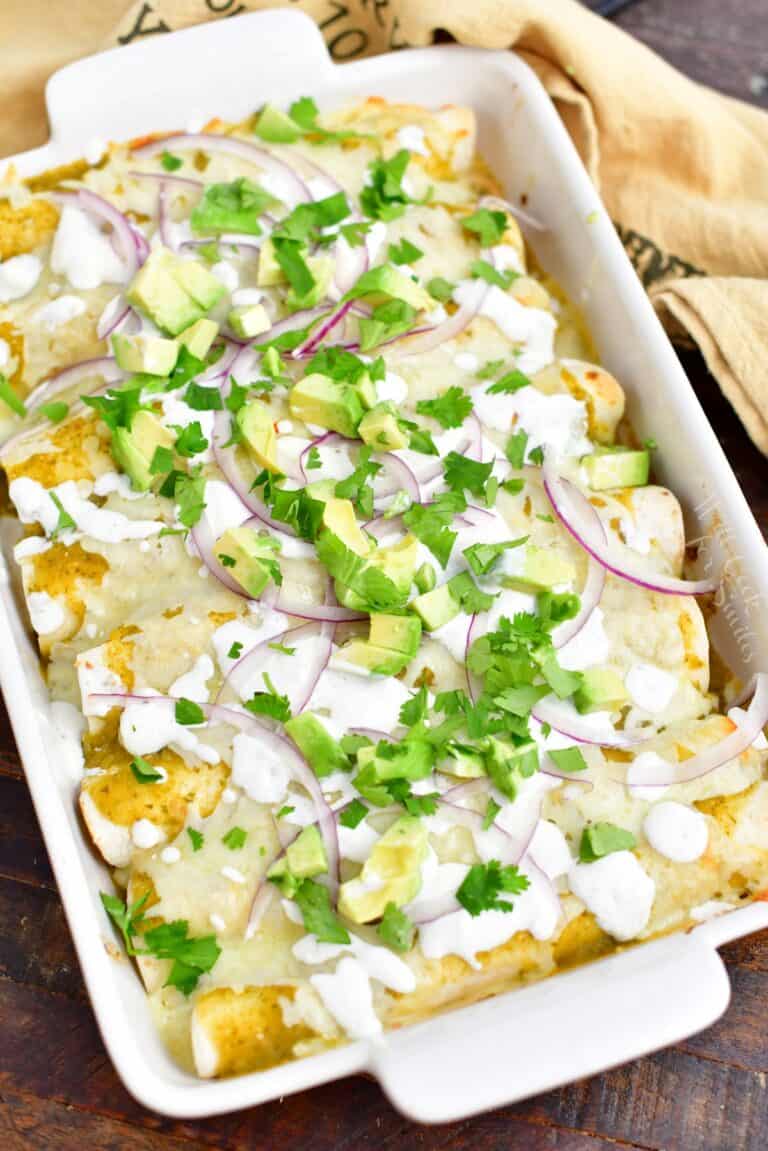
[2,1,767,1148]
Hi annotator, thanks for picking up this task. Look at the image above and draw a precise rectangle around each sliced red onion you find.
[388,281,488,360]
[293,299,355,358]
[465,413,483,462]
[53,189,138,280]
[298,430,342,483]
[198,341,239,384]
[543,464,718,596]
[269,595,366,623]
[97,296,132,340]
[220,620,332,714]
[479,194,546,233]
[88,690,339,897]
[349,727,392,743]
[127,169,203,190]
[442,777,491,803]
[259,305,330,349]
[245,881,278,939]
[332,232,368,296]
[531,696,645,749]
[626,673,768,786]
[550,498,606,649]
[190,506,249,597]
[24,356,124,412]
[464,614,483,703]
[372,452,421,504]
[132,133,311,206]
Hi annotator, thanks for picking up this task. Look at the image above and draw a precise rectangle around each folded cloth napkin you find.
[2,0,767,452]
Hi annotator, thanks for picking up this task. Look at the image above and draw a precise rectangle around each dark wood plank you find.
[0,774,55,890]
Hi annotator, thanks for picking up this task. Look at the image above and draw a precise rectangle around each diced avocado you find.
[503,545,576,592]
[322,497,371,556]
[288,373,364,438]
[410,581,460,631]
[305,479,336,503]
[359,403,409,451]
[335,534,419,611]
[268,826,327,896]
[414,562,436,594]
[178,318,219,359]
[583,447,650,491]
[338,815,428,924]
[127,249,204,335]
[173,259,227,310]
[370,614,422,656]
[262,346,284,377]
[355,739,433,784]
[284,712,348,778]
[338,616,421,677]
[112,332,179,377]
[255,104,302,144]
[110,409,175,492]
[351,372,377,411]
[440,743,487,779]
[237,399,278,472]
[573,668,629,714]
[228,303,271,340]
[287,257,334,313]
[215,526,281,598]
[349,265,434,312]
[485,737,539,801]
[257,238,287,287]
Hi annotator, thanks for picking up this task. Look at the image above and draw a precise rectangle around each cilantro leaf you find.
[476,358,506,380]
[579,822,636,862]
[456,860,530,916]
[293,878,350,943]
[443,452,494,499]
[339,799,368,829]
[175,697,205,725]
[187,828,204,852]
[227,641,244,660]
[0,373,26,417]
[377,902,416,952]
[84,385,144,431]
[173,420,208,458]
[447,571,497,614]
[316,529,407,611]
[505,430,529,469]
[272,237,315,299]
[402,491,465,569]
[150,444,175,475]
[482,797,502,830]
[548,746,589,774]
[386,777,439,817]
[222,826,247,850]
[244,673,292,723]
[142,919,221,994]
[40,400,69,423]
[334,445,381,518]
[486,368,531,395]
[425,276,454,303]
[100,890,149,954]
[161,151,183,172]
[183,382,223,411]
[469,258,519,289]
[388,237,423,265]
[358,298,416,352]
[190,177,276,237]
[360,150,413,221]
[416,386,472,429]
[399,685,429,728]
[130,756,164,784]
[463,536,528,577]
[305,446,322,470]
[173,470,206,528]
[50,492,76,538]
[461,208,507,247]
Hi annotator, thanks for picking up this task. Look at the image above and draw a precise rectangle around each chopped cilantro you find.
[442,452,494,499]
[225,380,249,414]
[482,796,502,830]
[161,151,183,171]
[360,150,413,221]
[142,919,221,994]
[173,420,209,458]
[50,492,76,538]
[529,445,544,466]
[399,684,429,728]
[457,860,530,916]
[40,400,69,423]
[190,177,276,237]
[293,878,350,944]
[463,536,528,577]
[173,470,206,528]
[227,641,244,660]
[244,672,292,723]
[388,237,423,265]
[130,756,163,784]
[276,804,295,820]
[268,641,296,656]
[305,446,322,470]
[316,529,407,611]
[100,890,149,955]
[470,258,519,289]
[505,430,528,469]
[416,386,472,429]
[339,799,368,829]
[399,419,438,455]
[402,491,465,569]
[272,236,315,299]
[222,826,247,850]
[358,298,416,352]
[334,445,381,517]
[377,902,416,952]
[425,276,454,302]
[461,208,507,247]
[0,374,26,417]
[183,382,223,411]
[548,746,589,774]
[218,553,235,567]
[83,385,144,431]
[476,358,506,380]
[175,697,205,725]
[187,828,204,852]
[150,444,175,475]
[579,822,636,862]
[486,368,531,395]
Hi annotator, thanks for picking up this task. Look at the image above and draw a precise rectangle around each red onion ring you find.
[543,465,718,596]
[626,673,768,786]
[293,300,355,358]
[23,356,124,413]
[219,620,333,714]
[51,189,138,280]
[97,296,134,341]
[190,504,250,597]
[127,170,203,191]
[373,453,421,504]
[89,690,339,897]
[132,133,311,207]
[550,500,606,650]
[531,696,645,748]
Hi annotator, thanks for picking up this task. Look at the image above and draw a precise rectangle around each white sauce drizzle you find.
[568,851,655,941]
[169,654,214,703]
[643,801,708,863]
[454,280,556,375]
[230,731,290,804]
[8,477,162,543]
[310,956,382,1040]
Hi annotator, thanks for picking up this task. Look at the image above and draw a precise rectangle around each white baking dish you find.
[2,8,767,1124]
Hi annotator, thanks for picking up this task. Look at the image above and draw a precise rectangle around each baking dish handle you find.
[44,10,334,151]
[369,932,730,1123]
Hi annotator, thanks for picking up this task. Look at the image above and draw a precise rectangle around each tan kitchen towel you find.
[2,0,767,453]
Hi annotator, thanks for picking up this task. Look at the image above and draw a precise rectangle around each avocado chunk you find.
[288,373,364,438]
[127,249,226,335]
[112,332,179,377]
[409,581,461,631]
[110,409,175,492]
[257,238,287,287]
[287,256,334,313]
[338,613,422,677]
[335,534,419,611]
[502,545,576,592]
[255,104,303,144]
[268,826,327,897]
[354,738,434,786]
[440,743,487,779]
[215,526,281,597]
[359,403,409,451]
[485,737,539,800]
[305,479,337,503]
[237,399,278,472]
[338,815,428,924]
[573,668,628,714]
[322,497,371,556]
[228,303,271,340]
[583,447,650,491]
[347,265,434,312]
[352,372,378,412]
[178,318,219,359]
[284,712,349,778]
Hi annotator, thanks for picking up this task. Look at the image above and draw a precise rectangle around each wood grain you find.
[1,1,766,1147]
